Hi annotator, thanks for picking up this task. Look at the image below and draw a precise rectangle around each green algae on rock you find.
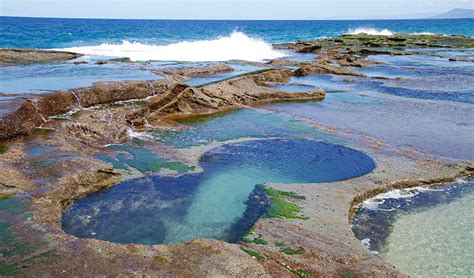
[239,246,265,262]
[263,186,308,220]
[0,144,8,154]
[279,246,303,255]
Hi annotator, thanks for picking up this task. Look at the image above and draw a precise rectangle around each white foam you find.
[412,32,435,35]
[56,31,285,62]
[126,128,154,140]
[362,188,420,210]
[347,28,394,36]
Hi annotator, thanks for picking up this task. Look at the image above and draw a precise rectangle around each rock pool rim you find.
[349,165,474,222]
[61,138,377,245]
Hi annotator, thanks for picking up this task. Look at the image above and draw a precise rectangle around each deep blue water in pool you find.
[62,139,376,244]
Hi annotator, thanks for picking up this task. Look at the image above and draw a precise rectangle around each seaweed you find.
[239,246,265,261]
[264,187,308,220]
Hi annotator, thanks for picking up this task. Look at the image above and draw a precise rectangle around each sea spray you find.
[56,31,286,62]
[347,27,394,36]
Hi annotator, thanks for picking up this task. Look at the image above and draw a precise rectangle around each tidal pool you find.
[62,139,376,245]
[352,179,474,277]
[266,88,473,161]
[0,60,160,94]
[95,143,195,174]
[153,108,337,148]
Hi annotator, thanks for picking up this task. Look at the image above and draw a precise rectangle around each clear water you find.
[354,54,474,104]
[352,179,474,277]
[266,60,474,161]
[153,108,338,148]
[63,139,376,244]
[95,142,195,174]
[271,83,317,92]
[0,59,160,94]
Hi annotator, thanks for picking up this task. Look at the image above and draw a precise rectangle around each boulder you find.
[35,92,78,117]
[0,99,44,140]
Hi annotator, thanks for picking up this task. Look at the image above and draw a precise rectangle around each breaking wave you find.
[346,28,440,36]
[56,31,285,62]
[347,27,395,36]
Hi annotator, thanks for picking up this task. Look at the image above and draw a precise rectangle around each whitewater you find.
[56,31,286,62]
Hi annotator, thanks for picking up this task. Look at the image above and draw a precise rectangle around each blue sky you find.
[0,0,472,19]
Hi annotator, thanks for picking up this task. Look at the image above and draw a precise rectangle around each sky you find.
[0,0,472,20]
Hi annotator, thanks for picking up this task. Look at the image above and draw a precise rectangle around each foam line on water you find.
[346,28,438,36]
[55,31,286,62]
[347,27,395,36]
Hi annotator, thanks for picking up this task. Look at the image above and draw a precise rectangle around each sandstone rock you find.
[58,106,132,145]
[35,91,78,117]
[267,59,311,67]
[0,99,44,140]
[0,48,82,66]
[252,69,292,85]
[293,63,364,77]
[74,80,175,107]
[160,63,233,76]
[153,64,234,82]
[298,44,322,53]
[137,70,325,125]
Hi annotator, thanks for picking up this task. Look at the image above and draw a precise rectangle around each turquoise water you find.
[63,139,376,244]
[352,180,474,277]
[153,108,337,148]
[95,143,194,174]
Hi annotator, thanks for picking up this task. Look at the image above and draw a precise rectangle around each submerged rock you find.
[157,63,233,76]
[153,63,234,82]
[448,57,474,62]
[293,62,365,77]
[73,61,89,65]
[0,48,82,66]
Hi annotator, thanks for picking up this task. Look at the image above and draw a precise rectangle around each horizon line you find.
[3,15,470,21]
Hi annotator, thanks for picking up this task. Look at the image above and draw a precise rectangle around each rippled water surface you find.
[63,139,376,244]
[352,180,474,277]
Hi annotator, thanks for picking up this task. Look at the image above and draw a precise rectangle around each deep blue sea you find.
[1,17,473,49]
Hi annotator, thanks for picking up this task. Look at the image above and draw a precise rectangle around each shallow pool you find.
[63,139,376,245]
[352,179,474,277]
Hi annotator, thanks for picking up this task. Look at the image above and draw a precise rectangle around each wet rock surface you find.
[0,99,44,140]
[153,63,234,82]
[0,48,82,66]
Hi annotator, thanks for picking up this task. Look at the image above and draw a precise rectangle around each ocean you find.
[0,17,473,61]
